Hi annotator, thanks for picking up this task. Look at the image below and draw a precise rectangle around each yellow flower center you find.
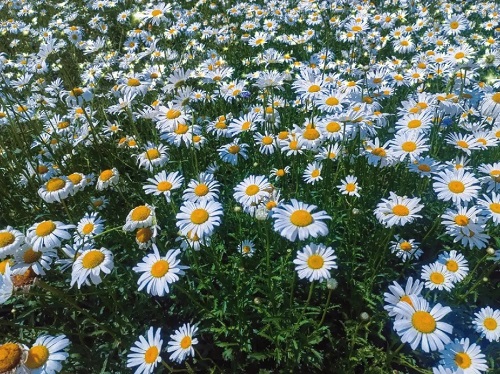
[454,215,469,226]
[303,128,320,140]
[144,346,159,364]
[266,201,277,210]
[401,141,417,152]
[311,169,320,178]
[455,52,465,60]
[400,295,413,306]
[0,232,15,248]
[490,203,500,213]
[228,145,240,154]
[127,78,140,86]
[401,40,409,47]
[157,181,172,192]
[151,259,169,277]
[456,140,468,148]
[0,343,22,372]
[352,25,362,32]
[347,81,356,87]
[407,119,421,129]
[23,248,42,263]
[215,121,226,129]
[25,345,50,369]
[307,254,324,269]
[345,183,356,192]
[45,177,65,192]
[430,272,445,284]
[194,184,209,196]
[448,180,465,193]
[418,164,431,172]
[152,7,170,18]
[276,169,285,177]
[67,173,82,184]
[411,311,436,333]
[99,169,114,181]
[35,221,56,237]
[446,260,458,272]
[241,121,251,130]
[145,149,160,160]
[454,352,472,369]
[492,92,500,104]
[180,336,192,349]
[81,250,105,269]
[37,165,49,174]
[392,205,409,216]
[325,121,341,133]
[57,121,70,129]
[290,210,313,227]
[136,227,153,243]
[308,84,321,93]
[82,223,94,235]
[400,241,412,251]
[262,136,273,145]
[483,317,498,330]
[191,209,209,224]
[245,185,260,196]
[325,97,339,106]
[166,109,181,120]
[131,206,151,222]
[450,21,459,29]
[490,169,500,182]
[175,124,189,134]
[372,147,386,157]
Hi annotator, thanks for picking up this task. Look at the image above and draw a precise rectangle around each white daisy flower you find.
[439,338,488,374]
[421,262,455,291]
[384,277,424,317]
[472,306,500,342]
[392,295,453,353]
[166,323,198,364]
[433,169,480,206]
[132,245,187,296]
[127,327,163,374]
[374,192,424,227]
[0,226,25,258]
[26,220,75,252]
[37,177,74,203]
[272,199,331,242]
[70,247,114,288]
[143,171,184,202]
[24,334,70,373]
[293,243,337,282]
[176,200,223,240]
[123,204,156,232]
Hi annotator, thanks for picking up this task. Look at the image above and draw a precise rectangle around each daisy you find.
[389,236,423,261]
[26,220,75,252]
[166,323,198,364]
[421,262,455,291]
[272,199,331,242]
[472,307,500,342]
[13,244,57,276]
[0,263,13,304]
[253,132,276,155]
[477,163,500,192]
[127,327,163,374]
[38,177,74,203]
[477,193,500,224]
[135,227,156,250]
[75,212,105,242]
[24,334,70,373]
[408,156,442,178]
[395,111,434,134]
[437,251,469,283]
[96,168,119,190]
[136,143,169,172]
[133,245,187,296]
[384,277,424,317]
[337,175,361,197]
[439,338,488,374]
[238,239,256,257]
[303,162,323,185]
[480,91,500,118]
[176,200,223,240]
[392,295,453,353]
[0,226,25,258]
[123,204,156,232]
[233,175,271,209]
[218,140,249,165]
[389,132,429,162]
[441,205,486,236]
[293,243,337,282]
[66,172,89,194]
[433,169,481,205]
[70,247,113,288]
[0,341,25,373]
[270,166,291,181]
[374,192,424,228]
[183,173,220,203]
[143,171,184,203]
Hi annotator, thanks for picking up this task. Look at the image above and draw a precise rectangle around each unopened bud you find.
[327,278,338,290]
[233,206,241,212]
[486,247,496,255]
[360,312,370,320]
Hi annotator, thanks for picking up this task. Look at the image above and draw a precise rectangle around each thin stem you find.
[318,288,333,327]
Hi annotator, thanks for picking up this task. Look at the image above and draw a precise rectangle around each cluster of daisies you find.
[0,0,499,372]
[0,334,70,374]
[384,276,499,373]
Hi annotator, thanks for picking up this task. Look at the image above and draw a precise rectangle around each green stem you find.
[318,288,333,327]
